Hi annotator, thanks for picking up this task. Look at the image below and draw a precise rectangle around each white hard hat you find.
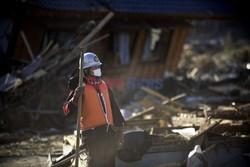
[82,52,102,69]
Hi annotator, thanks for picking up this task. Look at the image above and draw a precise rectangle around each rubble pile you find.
[0,38,75,131]
[111,37,250,166]
[0,16,113,131]
[0,19,250,166]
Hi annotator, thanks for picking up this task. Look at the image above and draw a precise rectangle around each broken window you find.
[116,32,130,65]
[113,31,136,65]
[103,31,136,67]
[142,28,172,63]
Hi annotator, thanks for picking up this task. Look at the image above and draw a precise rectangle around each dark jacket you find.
[63,76,125,127]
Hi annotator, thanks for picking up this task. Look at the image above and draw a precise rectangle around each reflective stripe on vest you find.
[80,80,113,130]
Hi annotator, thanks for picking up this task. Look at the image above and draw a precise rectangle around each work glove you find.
[72,84,85,105]
[116,128,124,150]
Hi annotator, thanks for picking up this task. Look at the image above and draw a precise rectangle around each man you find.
[63,52,125,167]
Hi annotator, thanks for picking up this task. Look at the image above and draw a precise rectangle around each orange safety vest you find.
[80,80,114,131]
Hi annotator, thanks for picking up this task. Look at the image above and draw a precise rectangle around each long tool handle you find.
[75,47,84,167]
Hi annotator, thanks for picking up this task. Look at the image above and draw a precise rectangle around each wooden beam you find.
[60,12,114,66]
[20,30,35,61]
[127,91,186,120]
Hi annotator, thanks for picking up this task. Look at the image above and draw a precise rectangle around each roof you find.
[37,0,103,12]
[36,0,237,16]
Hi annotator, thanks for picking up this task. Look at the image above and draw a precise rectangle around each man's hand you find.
[72,84,86,105]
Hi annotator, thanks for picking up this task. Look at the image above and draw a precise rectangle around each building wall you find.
[12,12,188,79]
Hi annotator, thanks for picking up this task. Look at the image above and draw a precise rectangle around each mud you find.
[0,134,63,167]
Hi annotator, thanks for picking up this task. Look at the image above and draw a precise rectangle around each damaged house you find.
[1,0,250,167]
[1,0,239,121]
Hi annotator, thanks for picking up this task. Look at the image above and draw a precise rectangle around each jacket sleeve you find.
[63,90,77,116]
[63,76,78,116]
[108,89,125,127]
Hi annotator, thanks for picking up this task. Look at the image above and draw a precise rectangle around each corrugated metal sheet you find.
[109,0,235,15]
[36,0,236,15]
[37,0,102,12]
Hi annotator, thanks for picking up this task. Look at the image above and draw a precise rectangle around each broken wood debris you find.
[0,12,115,131]
[114,74,250,166]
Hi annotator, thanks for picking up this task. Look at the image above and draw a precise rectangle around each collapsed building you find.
[0,0,250,166]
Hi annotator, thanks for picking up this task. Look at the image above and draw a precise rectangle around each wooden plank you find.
[164,30,177,71]
[126,119,160,126]
[128,30,147,76]
[170,28,188,72]
[142,86,186,106]
[49,149,86,167]
[38,40,54,57]
[39,44,60,69]
[169,29,182,71]
[25,69,47,80]
[20,30,35,61]
[14,20,45,61]
[168,29,182,72]
[24,109,58,114]
[60,12,114,66]
[164,29,182,72]
[189,119,222,142]
[127,92,186,120]
[142,87,169,100]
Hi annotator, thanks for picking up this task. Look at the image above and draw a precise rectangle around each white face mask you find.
[92,68,102,77]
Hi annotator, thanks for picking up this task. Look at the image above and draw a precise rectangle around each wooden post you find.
[75,47,84,167]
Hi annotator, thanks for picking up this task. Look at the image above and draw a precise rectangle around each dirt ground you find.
[0,134,64,167]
